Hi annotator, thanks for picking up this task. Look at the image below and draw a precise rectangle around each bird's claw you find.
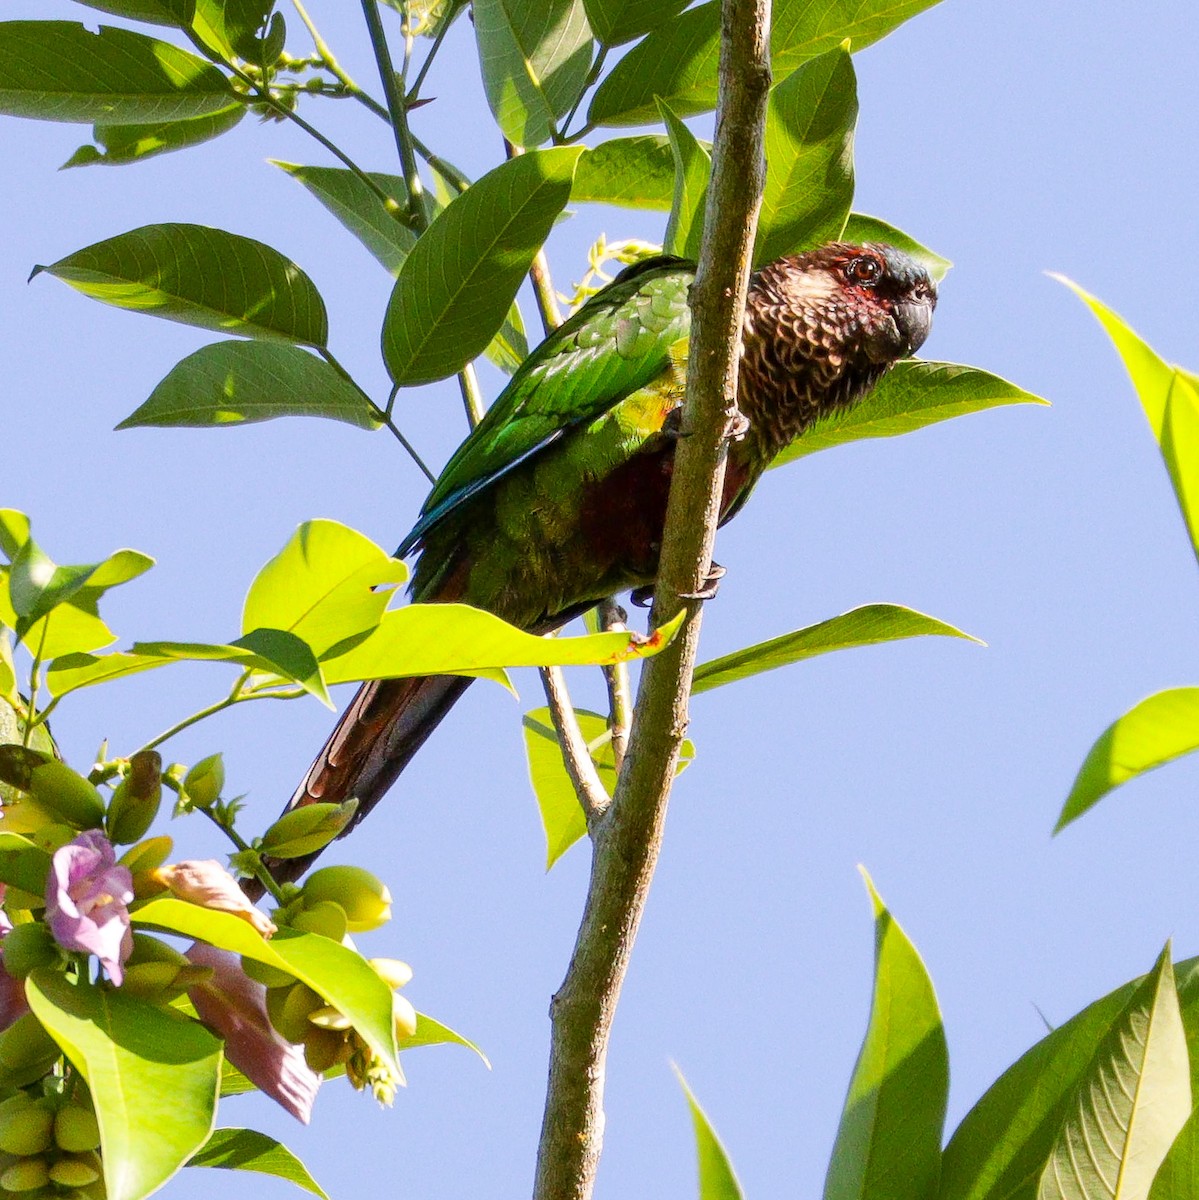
[629,585,654,608]
[725,410,750,441]
[678,562,726,602]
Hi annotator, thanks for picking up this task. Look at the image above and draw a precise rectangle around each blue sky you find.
[3,1,1199,1197]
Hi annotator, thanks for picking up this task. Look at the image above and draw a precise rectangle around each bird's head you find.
[751,242,937,365]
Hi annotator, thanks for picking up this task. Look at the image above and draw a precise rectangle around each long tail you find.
[261,673,473,887]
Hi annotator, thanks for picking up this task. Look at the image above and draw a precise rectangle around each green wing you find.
[397,255,695,556]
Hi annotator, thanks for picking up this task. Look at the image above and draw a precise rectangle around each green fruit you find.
[0,1156,48,1192]
[53,1105,100,1153]
[1,925,58,979]
[49,1156,100,1187]
[301,867,392,932]
[0,1015,59,1074]
[0,1098,52,1156]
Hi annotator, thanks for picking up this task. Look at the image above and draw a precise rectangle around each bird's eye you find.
[846,256,882,285]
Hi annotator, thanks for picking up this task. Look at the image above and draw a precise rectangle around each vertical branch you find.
[597,599,632,774]
[531,1,772,1197]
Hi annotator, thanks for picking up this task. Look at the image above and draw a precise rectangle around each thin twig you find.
[558,45,607,142]
[457,363,486,428]
[531,0,772,1196]
[406,8,454,103]
[597,599,632,774]
[541,667,610,828]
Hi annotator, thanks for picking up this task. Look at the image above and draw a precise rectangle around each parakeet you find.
[278,242,936,875]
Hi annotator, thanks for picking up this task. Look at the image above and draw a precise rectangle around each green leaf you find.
[0,511,31,559]
[473,0,594,147]
[676,1071,745,1200]
[188,1128,329,1199]
[588,0,942,126]
[824,871,948,1200]
[659,99,710,259]
[132,898,398,1076]
[117,341,379,431]
[572,135,681,209]
[63,104,245,167]
[275,163,528,375]
[941,957,1199,1200]
[1037,946,1190,1200]
[1149,1110,1199,1200]
[397,0,469,37]
[34,224,328,347]
[841,214,951,282]
[771,360,1048,468]
[1056,688,1199,833]
[71,1,195,26]
[522,706,693,867]
[755,49,857,264]
[242,520,407,659]
[0,633,16,706]
[130,630,330,705]
[322,604,682,686]
[45,651,170,699]
[26,970,220,1200]
[0,22,233,123]
[404,1013,491,1068]
[382,148,583,386]
[1,535,152,647]
[692,604,981,695]
[191,0,276,61]
[1055,278,1199,567]
[583,0,688,45]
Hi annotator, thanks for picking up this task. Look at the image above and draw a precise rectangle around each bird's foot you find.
[724,410,750,441]
[629,585,654,608]
[678,561,726,602]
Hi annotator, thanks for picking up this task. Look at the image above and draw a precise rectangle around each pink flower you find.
[45,831,133,986]
[186,943,319,1123]
[152,861,276,939]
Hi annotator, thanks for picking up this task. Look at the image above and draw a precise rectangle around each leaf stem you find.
[317,348,437,483]
[405,8,454,103]
[558,45,607,142]
[22,624,49,749]
[200,806,289,905]
[360,0,426,230]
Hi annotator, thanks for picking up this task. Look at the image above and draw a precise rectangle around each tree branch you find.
[531,1,772,1196]
[597,599,631,774]
[540,666,610,828]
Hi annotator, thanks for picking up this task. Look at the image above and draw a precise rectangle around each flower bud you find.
[392,992,418,1041]
[152,861,276,939]
[49,1155,101,1188]
[53,1104,100,1153]
[183,754,224,810]
[301,866,391,932]
[26,762,105,830]
[0,1155,48,1192]
[106,751,162,845]
[259,800,358,860]
[1,922,59,978]
[307,1005,352,1032]
[118,835,173,874]
[288,901,347,942]
[302,1027,349,1073]
[0,1095,53,1156]
[369,958,413,990]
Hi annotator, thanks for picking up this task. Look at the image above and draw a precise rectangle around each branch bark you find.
[531,1,772,1196]
[540,665,610,828]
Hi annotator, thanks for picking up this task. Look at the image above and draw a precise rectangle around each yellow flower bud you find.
[392,993,418,1041]
[307,1006,352,1032]
[288,901,347,942]
[369,958,413,990]
[301,866,392,932]
[265,982,323,1044]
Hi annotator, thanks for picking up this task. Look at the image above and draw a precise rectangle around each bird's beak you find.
[891,296,935,357]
